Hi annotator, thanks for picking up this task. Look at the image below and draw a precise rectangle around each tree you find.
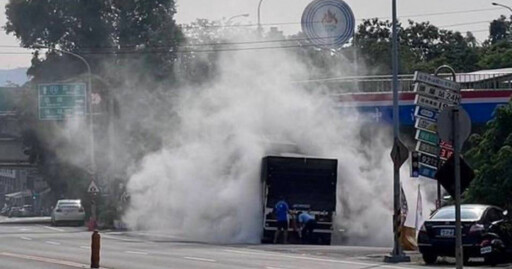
[489,15,511,44]
[355,18,394,74]
[4,0,183,83]
[4,1,184,225]
[478,40,512,70]
[465,102,512,208]
[354,19,480,74]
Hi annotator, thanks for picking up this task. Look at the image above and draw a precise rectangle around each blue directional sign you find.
[38,83,87,120]
[419,164,437,179]
[301,0,355,48]
[414,106,439,121]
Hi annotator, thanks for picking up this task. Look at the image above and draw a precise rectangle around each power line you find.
[180,8,502,29]
[0,35,324,49]
[398,7,501,19]
[0,24,490,54]
[439,21,490,28]
[0,22,489,51]
[0,42,332,55]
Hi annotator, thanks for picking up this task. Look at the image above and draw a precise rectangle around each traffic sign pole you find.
[434,65,458,208]
[453,107,463,269]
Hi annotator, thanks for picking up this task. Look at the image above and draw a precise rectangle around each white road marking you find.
[124,251,148,255]
[19,228,30,231]
[0,252,91,268]
[79,246,91,250]
[183,256,216,262]
[20,236,32,241]
[101,234,137,242]
[266,267,286,269]
[45,241,61,246]
[38,225,65,232]
[223,249,412,269]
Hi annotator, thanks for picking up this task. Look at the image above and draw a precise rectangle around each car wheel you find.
[463,254,470,265]
[422,253,438,264]
[484,256,498,266]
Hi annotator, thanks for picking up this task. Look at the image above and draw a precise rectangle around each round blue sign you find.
[301,0,355,49]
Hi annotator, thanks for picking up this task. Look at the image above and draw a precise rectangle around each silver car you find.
[51,199,85,226]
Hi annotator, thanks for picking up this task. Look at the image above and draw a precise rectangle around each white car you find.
[51,199,85,226]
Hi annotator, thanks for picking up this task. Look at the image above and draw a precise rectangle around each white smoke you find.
[122,34,421,245]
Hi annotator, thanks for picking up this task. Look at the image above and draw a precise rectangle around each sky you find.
[0,0,510,70]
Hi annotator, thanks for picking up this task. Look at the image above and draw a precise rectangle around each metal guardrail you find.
[296,73,512,93]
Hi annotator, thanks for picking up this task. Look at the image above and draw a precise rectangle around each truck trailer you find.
[261,156,338,244]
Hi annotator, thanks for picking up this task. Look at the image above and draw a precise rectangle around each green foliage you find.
[355,19,480,74]
[4,0,183,222]
[489,15,511,44]
[478,40,512,69]
[4,0,183,82]
[465,103,512,208]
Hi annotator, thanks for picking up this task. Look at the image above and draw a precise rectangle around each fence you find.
[296,73,512,94]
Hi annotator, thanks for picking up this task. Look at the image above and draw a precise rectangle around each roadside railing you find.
[296,73,512,94]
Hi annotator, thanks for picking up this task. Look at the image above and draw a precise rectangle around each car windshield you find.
[432,206,485,220]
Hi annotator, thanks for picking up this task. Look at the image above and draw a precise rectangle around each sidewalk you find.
[0,216,51,225]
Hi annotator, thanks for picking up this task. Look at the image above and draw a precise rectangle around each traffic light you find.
[411,151,419,177]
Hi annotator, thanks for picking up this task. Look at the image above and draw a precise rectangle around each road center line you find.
[0,252,91,268]
[20,236,32,241]
[183,256,216,262]
[223,249,412,269]
[45,241,61,245]
[38,225,65,232]
[124,250,148,255]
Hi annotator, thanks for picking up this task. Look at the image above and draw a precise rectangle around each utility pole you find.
[384,0,410,262]
[33,44,97,228]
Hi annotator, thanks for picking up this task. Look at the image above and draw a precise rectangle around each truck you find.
[261,155,338,245]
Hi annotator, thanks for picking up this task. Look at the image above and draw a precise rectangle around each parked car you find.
[0,205,10,216]
[51,199,85,226]
[480,210,512,265]
[418,204,505,264]
[19,205,34,217]
[8,206,22,218]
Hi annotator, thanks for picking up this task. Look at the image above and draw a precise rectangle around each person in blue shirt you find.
[298,211,317,244]
[273,197,289,244]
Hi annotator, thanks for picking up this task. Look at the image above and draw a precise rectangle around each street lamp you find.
[258,0,265,34]
[492,2,512,13]
[226,13,249,25]
[33,44,96,175]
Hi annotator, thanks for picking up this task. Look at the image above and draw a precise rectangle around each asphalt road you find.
[0,221,510,269]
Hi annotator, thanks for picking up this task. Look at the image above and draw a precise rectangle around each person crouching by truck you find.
[298,211,317,244]
[273,197,289,244]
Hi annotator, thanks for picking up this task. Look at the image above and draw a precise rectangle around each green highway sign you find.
[415,129,439,145]
[38,83,87,120]
[415,118,437,133]
[416,141,440,157]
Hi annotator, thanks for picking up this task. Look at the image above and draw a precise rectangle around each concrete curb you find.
[0,217,51,225]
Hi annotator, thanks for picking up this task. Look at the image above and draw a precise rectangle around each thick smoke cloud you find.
[121,33,408,245]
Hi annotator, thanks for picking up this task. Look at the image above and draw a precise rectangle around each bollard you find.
[91,230,101,269]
